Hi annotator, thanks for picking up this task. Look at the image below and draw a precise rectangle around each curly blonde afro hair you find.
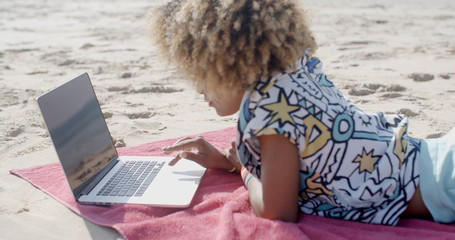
[148,0,317,93]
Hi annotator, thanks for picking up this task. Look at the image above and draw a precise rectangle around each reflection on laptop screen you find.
[37,74,117,191]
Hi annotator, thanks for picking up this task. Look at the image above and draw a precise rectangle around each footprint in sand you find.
[125,111,154,119]
[439,74,452,80]
[80,43,95,50]
[380,84,408,99]
[129,86,183,94]
[107,86,129,92]
[113,138,126,147]
[348,84,379,96]
[426,133,444,139]
[57,59,76,66]
[16,207,30,214]
[409,73,434,82]
[0,88,37,107]
[397,108,419,117]
[5,125,24,138]
[385,108,420,119]
[103,112,113,119]
[121,72,132,78]
[380,93,403,99]
[348,83,407,97]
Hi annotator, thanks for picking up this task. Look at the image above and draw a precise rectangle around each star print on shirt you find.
[261,90,300,128]
[237,54,421,225]
[353,148,381,173]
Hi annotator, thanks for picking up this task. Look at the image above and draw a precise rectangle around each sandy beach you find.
[1,0,454,239]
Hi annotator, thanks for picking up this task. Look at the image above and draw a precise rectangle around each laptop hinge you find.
[76,158,120,198]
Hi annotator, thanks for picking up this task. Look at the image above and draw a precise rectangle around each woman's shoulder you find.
[246,52,337,105]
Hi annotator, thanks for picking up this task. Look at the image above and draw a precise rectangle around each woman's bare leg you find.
[402,185,433,220]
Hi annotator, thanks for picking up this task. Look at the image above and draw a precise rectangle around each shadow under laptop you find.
[83,219,123,240]
[68,168,246,239]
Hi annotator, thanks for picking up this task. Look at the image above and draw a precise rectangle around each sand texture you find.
[1,0,454,239]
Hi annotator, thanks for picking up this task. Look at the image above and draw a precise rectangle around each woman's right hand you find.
[162,136,234,170]
[224,140,243,173]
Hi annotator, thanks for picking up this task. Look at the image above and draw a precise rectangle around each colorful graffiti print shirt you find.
[235,54,421,225]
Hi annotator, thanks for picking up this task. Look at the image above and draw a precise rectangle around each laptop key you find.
[134,171,161,197]
[98,160,163,197]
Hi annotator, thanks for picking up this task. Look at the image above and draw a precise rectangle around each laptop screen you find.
[37,73,117,193]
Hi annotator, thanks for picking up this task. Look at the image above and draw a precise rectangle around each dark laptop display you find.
[37,74,117,196]
[36,73,205,207]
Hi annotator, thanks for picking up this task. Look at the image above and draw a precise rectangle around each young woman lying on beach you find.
[148,0,455,225]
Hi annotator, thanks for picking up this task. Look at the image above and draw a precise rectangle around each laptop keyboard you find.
[96,160,165,197]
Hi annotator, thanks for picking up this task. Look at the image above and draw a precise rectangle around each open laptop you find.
[36,72,205,207]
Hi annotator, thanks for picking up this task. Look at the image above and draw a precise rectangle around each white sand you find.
[1,0,454,239]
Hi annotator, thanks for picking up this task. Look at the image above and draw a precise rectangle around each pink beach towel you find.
[10,127,455,240]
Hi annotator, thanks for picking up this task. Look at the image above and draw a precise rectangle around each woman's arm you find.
[162,136,234,170]
[162,137,242,171]
[246,134,300,222]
